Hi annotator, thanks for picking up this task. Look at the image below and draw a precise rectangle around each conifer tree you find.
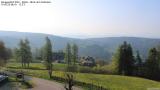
[0,41,7,68]
[146,48,159,80]
[18,39,32,68]
[115,41,135,76]
[65,43,71,66]
[72,44,78,65]
[24,39,32,68]
[135,51,142,76]
[19,39,25,68]
[43,37,53,78]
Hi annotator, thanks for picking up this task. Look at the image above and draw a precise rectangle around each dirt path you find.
[29,77,82,90]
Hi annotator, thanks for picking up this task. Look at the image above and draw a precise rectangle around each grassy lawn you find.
[6,63,160,90]
[7,62,66,71]
[7,63,46,70]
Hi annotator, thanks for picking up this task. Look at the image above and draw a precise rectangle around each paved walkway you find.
[29,77,82,90]
[1,71,82,90]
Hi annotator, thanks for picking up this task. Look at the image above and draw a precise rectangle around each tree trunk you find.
[28,62,29,68]
[24,61,26,68]
[48,64,53,78]
[22,59,23,68]
[22,63,23,68]
[49,69,52,78]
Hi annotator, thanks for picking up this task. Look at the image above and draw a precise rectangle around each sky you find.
[0,0,160,38]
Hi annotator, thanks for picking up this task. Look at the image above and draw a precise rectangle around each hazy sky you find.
[0,0,160,38]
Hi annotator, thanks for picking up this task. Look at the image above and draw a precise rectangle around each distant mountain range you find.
[0,31,160,60]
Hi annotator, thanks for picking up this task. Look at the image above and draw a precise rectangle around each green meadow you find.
[6,63,160,90]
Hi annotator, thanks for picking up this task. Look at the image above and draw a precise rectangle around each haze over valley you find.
[0,31,160,60]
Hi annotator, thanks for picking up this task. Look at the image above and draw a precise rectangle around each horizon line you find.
[0,30,160,40]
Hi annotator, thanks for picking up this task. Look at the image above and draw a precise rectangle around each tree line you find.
[0,37,160,81]
[112,41,160,80]
[14,39,32,68]
[13,37,78,78]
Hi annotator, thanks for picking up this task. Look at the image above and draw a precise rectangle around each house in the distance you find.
[80,56,96,67]
[52,51,65,63]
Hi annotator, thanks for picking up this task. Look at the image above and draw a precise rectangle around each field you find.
[6,63,160,90]
[7,62,65,70]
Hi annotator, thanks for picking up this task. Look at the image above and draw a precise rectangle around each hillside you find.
[73,73,160,90]
[0,31,160,60]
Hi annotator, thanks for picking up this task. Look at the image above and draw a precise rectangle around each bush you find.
[92,66,109,74]
[78,66,93,73]
[65,65,78,72]
[20,81,34,89]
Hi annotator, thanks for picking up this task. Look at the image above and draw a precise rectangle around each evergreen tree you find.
[18,39,32,68]
[24,39,32,68]
[146,48,159,80]
[43,37,53,78]
[13,48,21,62]
[156,46,160,74]
[116,41,135,76]
[5,48,12,60]
[72,44,78,65]
[135,51,142,76]
[34,48,41,60]
[19,39,25,68]
[65,43,79,72]
[0,41,7,68]
[65,43,72,66]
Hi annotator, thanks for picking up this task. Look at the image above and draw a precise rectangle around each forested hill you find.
[0,31,160,60]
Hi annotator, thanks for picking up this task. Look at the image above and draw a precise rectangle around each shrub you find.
[78,66,93,73]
